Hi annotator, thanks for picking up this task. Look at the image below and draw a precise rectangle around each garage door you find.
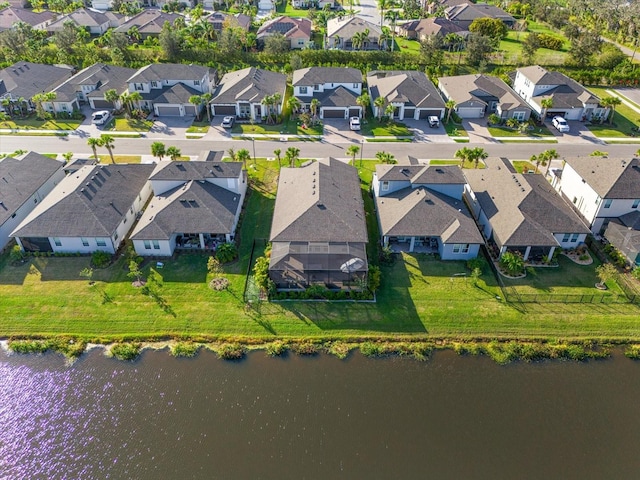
[91,99,112,109]
[184,105,196,116]
[213,105,236,116]
[456,107,484,119]
[418,109,442,119]
[156,106,181,116]
[404,108,415,119]
[322,108,346,118]
[348,108,360,117]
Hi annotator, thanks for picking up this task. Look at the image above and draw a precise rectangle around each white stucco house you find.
[292,67,363,119]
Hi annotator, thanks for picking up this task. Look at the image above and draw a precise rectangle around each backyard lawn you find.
[443,119,467,137]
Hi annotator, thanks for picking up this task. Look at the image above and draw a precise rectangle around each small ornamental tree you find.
[595,263,617,289]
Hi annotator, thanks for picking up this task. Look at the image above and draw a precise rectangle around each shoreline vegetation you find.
[3,338,640,365]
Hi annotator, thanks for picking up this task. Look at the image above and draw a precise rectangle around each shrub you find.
[327,341,351,359]
[487,113,501,125]
[216,243,237,263]
[379,245,394,265]
[209,277,229,291]
[110,343,142,361]
[466,257,486,273]
[290,342,319,355]
[265,341,289,357]
[217,343,245,360]
[360,341,385,357]
[9,339,49,354]
[171,342,200,357]
[253,255,272,291]
[537,33,563,50]
[624,345,640,360]
[368,265,381,292]
[500,251,525,276]
[91,250,111,268]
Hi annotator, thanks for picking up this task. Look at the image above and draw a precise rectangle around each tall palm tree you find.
[285,147,300,167]
[455,146,472,168]
[385,103,395,122]
[128,91,143,112]
[287,96,301,119]
[445,100,456,124]
[374,96,386,121]
[540,97,553,125]
[346,145,360,164]
[470,147,488,169]
[310,98,320,119]
[120,92,132,115]
[379,27,392,51]
[189,95,203,120]
[356,94,370,120]
[261,95,274,124]
[227,148,237,162]
[151,141,166,161]
[384,10,399,51]
[601,96,621,124]
[378,0,393,27]
[201,92,212,122]
[273,148,282,168]
[236,148,251,170]
[272,92,282,122]
[99,134,116,164]
[166,146,181,161]
[104,89,120,109]
[87,137,101,159]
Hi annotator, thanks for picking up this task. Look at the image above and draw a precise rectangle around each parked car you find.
[349,117,361,131]
[552,116,570,133]
[428,116,440,128]
[91,110,111,126]
[221,116,235,129]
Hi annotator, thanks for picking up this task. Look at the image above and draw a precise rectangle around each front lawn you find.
[232,119,323,136]
[0,115,83,131]
[488,124,554,138]
[186,118,211,134]
[106,116,154,132]
[361,118,412,137]
[443,119,467,137]
[511,161,539,174]
[276,2,310,17]
[585,87,640,138]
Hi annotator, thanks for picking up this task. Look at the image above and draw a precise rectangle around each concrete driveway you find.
[403,119,455,143]
[546,120,605,145]
[461,119,497,144]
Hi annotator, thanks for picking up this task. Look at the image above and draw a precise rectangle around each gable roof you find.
[399,17,466,37]
[517,65,601,107]
[149,158,241,182]
[51,63,136,102]
[464,158,589,248]
[130,180,241,241]
[314,85,359,107]
[211,67,286,105]
[270,158,367,243]
[127,63,210,83]
[376,186,482,243]
[46,7,110,30]
[149,82,201,104]
[257,16,311,40]
[327,16,382,39]
[0,7,55,31]
[438,73,529,112]
[205,11,251,31]
[115,10,183,35]
[0,152,63,225]
[0,62,74,100]
[368,70,446,109]
[564,157,640,199]
[446,3,514,23]
[293,67,362,86]
[12,163,154,239]
[376,164,466,184]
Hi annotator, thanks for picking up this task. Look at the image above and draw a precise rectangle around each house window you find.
[144,240,151,250]
[453,244,469,254]
[353,83,358,88]
[151,81,158,88]
[81,238,89,247]
[570,233,579,243]
[62,104,68,111]
[96,239,106,247]
[603,199,612,209]
[300,86,308,94]
[114,233,118,241]
[135,83,143,91]
[562,233,570,242]
[194,80,200,85]
[381,181,389,191]
[314,84,320,91]
[34,198,38,204]
[153,240,160,250]
[512,111,525,121]
[633,199,640,209]
[53,238,62,247]
[573,197,577,204]
[11,213,16,219]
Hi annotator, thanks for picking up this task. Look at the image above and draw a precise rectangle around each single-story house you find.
[513,65,609,121]
[463,157,591,261]
[204,12,251,33]
[326,16,383,50]
[373,161,483,258]
[210,67,287,121]
[438,73,532,120]
[12,163,155,254]
[45,8,115,35]
[445,3,515,29]
[396,17,466,41]
[0,62,74,113]
[292,67,363,119]
[257,16,313,50]
[130,154,247,256]
[368,70,446,121]
[0,7,55,32]
[115,10,185,39]
[269,158,368,290]
[0,152,65,251]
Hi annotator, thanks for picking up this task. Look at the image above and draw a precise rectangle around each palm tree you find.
[346,145,360,164]
[151,141,166,161]
[189,95,203,120]
[120,92,132,115]
[310,98,320,120]
[384,10,399,51]
[236,148,251,170]
[104,89,120,109]
[128,91,143,112]
[166,146,181,161]
[455,146,472,168]
[287,96,301,119]
[385,103,395,122]
[601,96,621,124]
[261,95,274,124]
[375,151,396,164]
[227,148,237,162]
[374,96,386,121]
[285,147,300,167]
[42,91,57,118]
[505,117,520,129]
[356,93,370,120]
[380,27,392,51]
[530,154,540,174]
[470,147,488,169]
[201,92,212,122]
[540,97,553,124]
[273,148,282,168]
[378,0,393,27]
[445,100,456,124]
[272,92,282,122]
[541,148,558,175]
[87,137,101,159]
[99,134,116,164]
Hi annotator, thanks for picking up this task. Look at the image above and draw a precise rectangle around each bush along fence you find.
[587,236,640,305]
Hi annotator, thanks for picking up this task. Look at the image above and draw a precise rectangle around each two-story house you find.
[256,16,313,50]
[513,65,609,121]
[368,70,446,121]
[130,152,247,257]
[126,64,216,117]
[372,159,483,258]
[292,67,363,119]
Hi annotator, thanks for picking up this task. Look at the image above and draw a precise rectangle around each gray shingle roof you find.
[368,70,446,110]
[270,158,367,243]
[398,17,465,37]
[376,186,483,243]
[438,74,530,112]
[46,7,109,30]
[211,67,286,105]
[52,63,136,102]
[12,164,154,238]
[564,157,640,199]
[327,16,382,39]
[149,158,241,182]
[376,164,466,184]
[115,10,183,35]
[256,16,312,40]
[0,62,74,100]
[314,85,359,108]
[130,180,241,240]
[0,7,55,31]
[0,152,63,225]
[293,67,362,86]
[150,83,201,104]
[127,63,210,83]
[464,158,590,248]
[446,3,514,23]
[518,66,601,108]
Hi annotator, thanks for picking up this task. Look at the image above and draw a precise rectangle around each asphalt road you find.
[2,135,638,159]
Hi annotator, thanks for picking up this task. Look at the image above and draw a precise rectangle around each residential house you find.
[204,12,251,33]
[604,211,640,267]
[438,73,531,120]
[210,67,287,121]
[0,152,65,251]
[425,0,470,15]
[257,16,313,50]
[44,63,136,114]
[0,62,74,113]
[373,161,483,258]
[445,3,515,29]
[326,16,383,50]
[130,153,247,256]
[292,67,363,119]
[126,63,216,117]
[553,156,640,234]
[12,163,155,254]
[115,10,184,39]
[513,65,609,121]
[0,7,55,32]
[292,0,334,8]
[368,70,446,121]
[269,158,368,290]
[46,8,114,35]
[397,17,466,41]
[463,157,590,261]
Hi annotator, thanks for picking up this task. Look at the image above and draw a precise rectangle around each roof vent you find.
[435,168,444,173]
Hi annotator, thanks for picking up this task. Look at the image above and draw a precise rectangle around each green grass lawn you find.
[511,161,538,174]
[499,25,569,65]
[361,118,412,137]
[0,158,638,341]
[106,116,154,132]
[0,115,83,131]
[232,119,323,136]
[488,124,554,138]
[443,119,467,137]
[97,155,142,164]
[395,37,421,53]
[430,159,485,169]
[584,87,640,138]
[276,2,310,17]
[186,118,211,134]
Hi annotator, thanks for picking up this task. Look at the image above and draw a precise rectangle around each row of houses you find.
[2,152,638,290]
[1,60,607,124]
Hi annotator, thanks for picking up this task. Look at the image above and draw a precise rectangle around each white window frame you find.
[603,199,612,209]
[381,181,389,191]
[452,243,469,254]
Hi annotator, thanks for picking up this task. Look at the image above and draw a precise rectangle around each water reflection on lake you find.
[0,348,639,479]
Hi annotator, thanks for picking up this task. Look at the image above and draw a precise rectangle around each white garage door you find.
[456,107,484,119]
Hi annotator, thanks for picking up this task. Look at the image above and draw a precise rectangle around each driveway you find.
[323,119,364,143]
[461,119,497,144]
[547,120,605,145]
[402,119,455,143]
[357,0,381,26]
